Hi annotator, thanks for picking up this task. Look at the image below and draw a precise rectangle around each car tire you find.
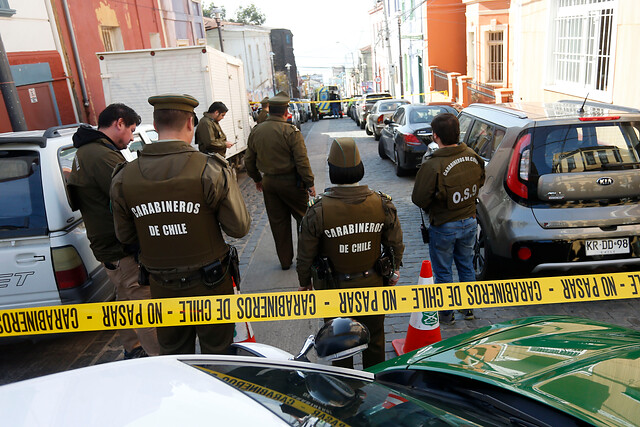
[374,131,380,141]
[394,149,409,177]
[355,118,360,127]
[378,140,388,159]
[474,217,496,280]
[360,120,366,130]
[365,124,373,135]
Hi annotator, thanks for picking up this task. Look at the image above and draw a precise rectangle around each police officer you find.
[195,101,233,157]
[245,91,315,270]
[67,104,160,359]
[256,97,269,124]
[297,138,404,369]
[111,94,250,354]
[411,113,485,325]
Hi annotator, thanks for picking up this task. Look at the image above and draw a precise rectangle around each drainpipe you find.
[62,0,90,119]
[0,34,27,131]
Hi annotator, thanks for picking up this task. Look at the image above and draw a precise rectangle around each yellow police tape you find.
[249,91,449,105]
[2,271,639,337]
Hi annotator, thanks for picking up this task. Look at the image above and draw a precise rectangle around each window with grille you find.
[101,26,124,52]
[488,31,503,82]
[551,0,616,96]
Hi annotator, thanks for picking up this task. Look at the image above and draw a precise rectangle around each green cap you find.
[260,97,269,105]
[269,91,290,106]
[148,94,199,112]
[328,138,361,168]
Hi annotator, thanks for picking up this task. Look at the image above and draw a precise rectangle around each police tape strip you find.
[2,270,639,337]
[248,91,449,105]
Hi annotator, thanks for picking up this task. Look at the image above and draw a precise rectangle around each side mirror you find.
[294,318,369,362]
[384,119,391,125]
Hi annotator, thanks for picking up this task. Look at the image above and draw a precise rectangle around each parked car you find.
[287,103,301,129]
[365,98,411,139]
[290,98,308,123]
[2,316,639,426]
[453,101,640,279]
[378,103,460,176]
[121,124,159,161]
[0,125,114,319]
[356,92,392,129]
[346,94,362,121]
[299,98,312,122]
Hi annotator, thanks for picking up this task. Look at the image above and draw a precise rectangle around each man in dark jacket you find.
[412,113,485,325]
[195,101,232,157]
[67,104,159,358]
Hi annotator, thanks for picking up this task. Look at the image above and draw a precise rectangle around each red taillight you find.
[506,133,531,199]
[579,116,620,121]
[517,246,532,260]
[403,133,421,146]
[286,111,292,120]
[52,246,88,290]
[377,115,384,124]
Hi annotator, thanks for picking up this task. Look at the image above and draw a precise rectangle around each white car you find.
[120,124,159,161]
[0,125,113,318]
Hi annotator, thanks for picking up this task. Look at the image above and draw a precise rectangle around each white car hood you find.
[0,356,286,426]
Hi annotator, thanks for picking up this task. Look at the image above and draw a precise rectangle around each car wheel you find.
[394,149,409,177]
[378,139,388,159]
[474,217,496,280]
[374,131,381,141]
[365,124,373,135]
[355,118,360,126]
[360,120,366,130]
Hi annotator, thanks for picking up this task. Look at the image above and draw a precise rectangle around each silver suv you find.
[457,101,640,279]
[0,125,113,318]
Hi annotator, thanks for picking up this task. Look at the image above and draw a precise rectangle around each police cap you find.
[328,137,361,168]
[260,96,269,106]
[148,94,199,113]
[269,91,290,106]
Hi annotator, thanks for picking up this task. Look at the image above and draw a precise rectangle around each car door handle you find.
[16,254,46,264]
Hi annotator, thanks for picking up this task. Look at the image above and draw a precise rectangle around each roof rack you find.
[558,100,640,114]
[43,123,88,138]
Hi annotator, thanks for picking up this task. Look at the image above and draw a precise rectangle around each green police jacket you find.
[245,116,314,189]
[110,140,250,273]
[412,143,485,226]
[195,114,227,157]
[296,185,404,289]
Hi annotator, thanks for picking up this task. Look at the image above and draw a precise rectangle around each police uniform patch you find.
[308,195,321,207]
[378,191,392,201]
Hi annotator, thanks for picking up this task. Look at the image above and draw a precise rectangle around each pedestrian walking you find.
[296,138,404,369]
[111,94,250,354]
[195,101,233,157]
[245,91,315,270]
[256,97,269,124]
[411,113,485,324]
[67,104,160,359]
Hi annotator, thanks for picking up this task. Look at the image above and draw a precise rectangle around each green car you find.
[368,315,640,426]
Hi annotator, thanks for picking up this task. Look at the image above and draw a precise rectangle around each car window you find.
[458,114,474,143]
[409,107,449,124]
[0,150,48,238]
[193,362,466,426]
[531,122,640,174]
[394,109,406,125]
[467,120,495,158]
[379,102,407,112]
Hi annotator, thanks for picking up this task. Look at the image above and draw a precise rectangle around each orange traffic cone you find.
[392,260,441,355]
[232,278,256,343]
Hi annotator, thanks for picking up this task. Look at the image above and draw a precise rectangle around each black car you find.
[378,103,459,176]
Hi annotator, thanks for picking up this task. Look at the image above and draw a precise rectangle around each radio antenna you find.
[578,93,589,113]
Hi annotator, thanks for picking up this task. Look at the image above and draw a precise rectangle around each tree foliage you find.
[233,4,266,25]
[202,4,226,19]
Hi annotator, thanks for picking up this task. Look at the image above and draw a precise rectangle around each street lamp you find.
[285,63,293,97]
[211,6,224,52]
[269,51,277,95]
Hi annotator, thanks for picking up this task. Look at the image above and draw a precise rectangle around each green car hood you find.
[370,316,640,426]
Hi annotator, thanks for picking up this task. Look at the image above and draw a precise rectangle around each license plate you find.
[585,238,630,256]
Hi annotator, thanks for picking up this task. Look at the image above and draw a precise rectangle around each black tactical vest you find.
[121,153,226,270]
[321,193,385,274]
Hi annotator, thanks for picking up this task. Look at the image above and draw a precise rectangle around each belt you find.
[263,173,296,180]
[337,268,378,282]
[149,252,230,288]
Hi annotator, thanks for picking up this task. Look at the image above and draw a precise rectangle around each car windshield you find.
[409,107,451,124]
[530,122,640,175]
[0,150,47,238]
[379,102,408,112]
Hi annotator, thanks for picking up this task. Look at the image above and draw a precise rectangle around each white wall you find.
[0,0,57,52]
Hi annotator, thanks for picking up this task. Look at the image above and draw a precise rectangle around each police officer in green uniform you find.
[296,138,404,369]
[111,94,250,355]
[245,91,315,270]
[256,97,269,124]
[412,113,485,325]
[195,101,233,157]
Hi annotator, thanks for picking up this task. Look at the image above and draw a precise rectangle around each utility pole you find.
[0,34,27,131]
[381,0,395,96]
[212,7,224,52]
[398,16,404,98]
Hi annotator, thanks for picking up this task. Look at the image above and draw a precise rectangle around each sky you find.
[203,0,376,78]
